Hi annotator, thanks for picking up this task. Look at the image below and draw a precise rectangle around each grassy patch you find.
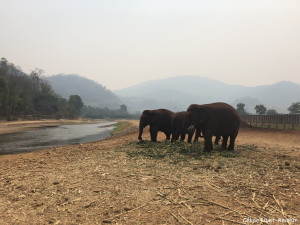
[110,121,132,135]
[123,141,259,164]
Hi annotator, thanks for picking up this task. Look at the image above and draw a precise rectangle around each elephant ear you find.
[143,110,157,125]
[148,112,158,125]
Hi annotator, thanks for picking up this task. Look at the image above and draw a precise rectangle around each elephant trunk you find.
[138,121,144,141]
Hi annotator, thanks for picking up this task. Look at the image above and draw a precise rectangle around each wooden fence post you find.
[239,114,300,130]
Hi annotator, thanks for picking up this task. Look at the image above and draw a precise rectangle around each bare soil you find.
[0,121,299,224]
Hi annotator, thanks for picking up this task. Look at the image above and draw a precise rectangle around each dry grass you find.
[0,121,299,224]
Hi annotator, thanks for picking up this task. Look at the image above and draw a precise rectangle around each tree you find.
[0,58,77,120]
[266,109,278,115]
[236,103,247,115]
[287,102,300,114]
[120,104,127,112]
[34,93,58,115]
[255,104,266,115]
[0,58,8,74]
[30,68,44,93]
[68,95,84,119]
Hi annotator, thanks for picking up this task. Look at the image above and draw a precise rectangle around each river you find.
[0,121,116,155]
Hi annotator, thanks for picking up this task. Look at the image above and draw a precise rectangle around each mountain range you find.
[45,74,122,109]
[46,74,300,114]
[114,76,300,113]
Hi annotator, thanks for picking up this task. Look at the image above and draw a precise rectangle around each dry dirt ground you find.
[0,120,299,225]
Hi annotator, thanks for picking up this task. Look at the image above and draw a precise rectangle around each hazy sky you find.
[1,0,300,90]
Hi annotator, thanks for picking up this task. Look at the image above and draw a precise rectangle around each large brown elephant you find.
[171,111,201,143]
[187,102,240,151]
[138,109,175,142]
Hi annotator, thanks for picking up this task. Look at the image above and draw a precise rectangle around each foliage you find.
[236,103,247,115]
[255,104,266,115]
[80,106,105,119]
[120,104,127,112]
[33,93,58,115]
[0,58,141,120]
[0,58,83,120]
[287,102,300,114]
[266,109,278,115]
[80,105,140,119]
[67,95,84,119]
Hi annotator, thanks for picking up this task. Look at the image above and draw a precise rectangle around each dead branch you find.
[178,212,193,225]
[292,188,300,197]
[177,188,184,198]
[170,212,181,223]
[107,204,148,220]
[273,195,291,225]
[194,198,251,218]
[215,217,245,225]
[251,192,262,209]
[180,201,193,212]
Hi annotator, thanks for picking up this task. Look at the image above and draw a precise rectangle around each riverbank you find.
[0,122,299,224]
[0,118,107,135]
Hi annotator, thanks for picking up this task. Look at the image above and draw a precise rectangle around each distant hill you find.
[46,74,122,109]
[114,76,300,113]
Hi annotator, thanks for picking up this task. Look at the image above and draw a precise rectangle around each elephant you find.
[187,102,240,151]
[171,111,192,142]
[138,109,175,142]
[171,111,201,143]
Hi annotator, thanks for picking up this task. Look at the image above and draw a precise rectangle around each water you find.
[0,121,116,155]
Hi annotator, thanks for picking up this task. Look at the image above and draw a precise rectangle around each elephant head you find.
[187,105,209,129]
[138,110,157,141]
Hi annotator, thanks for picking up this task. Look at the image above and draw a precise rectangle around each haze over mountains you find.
[114,76,300,113]
[47,74,300,114]
[46,74,122,109]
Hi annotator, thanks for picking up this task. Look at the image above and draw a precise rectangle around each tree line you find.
[0,58,137,120]
[236,102,300,115]
[0,58,86,120]
[81,104,139,119]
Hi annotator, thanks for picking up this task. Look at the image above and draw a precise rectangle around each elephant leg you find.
[227,135,237,150]
[187,129,194,143]
[180,133,185,141]
[165,132,171,140]
[138,125,144,141]
[151,131,158,142]
[150,126,158,142]
[186,127,195,143]
[221,135,228,149]
[171,131,177,142]
[214,135,221,145]
[193,129,201,142]
[187,133,192,143]
[204,132,213,152]
[138,130,143,141]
